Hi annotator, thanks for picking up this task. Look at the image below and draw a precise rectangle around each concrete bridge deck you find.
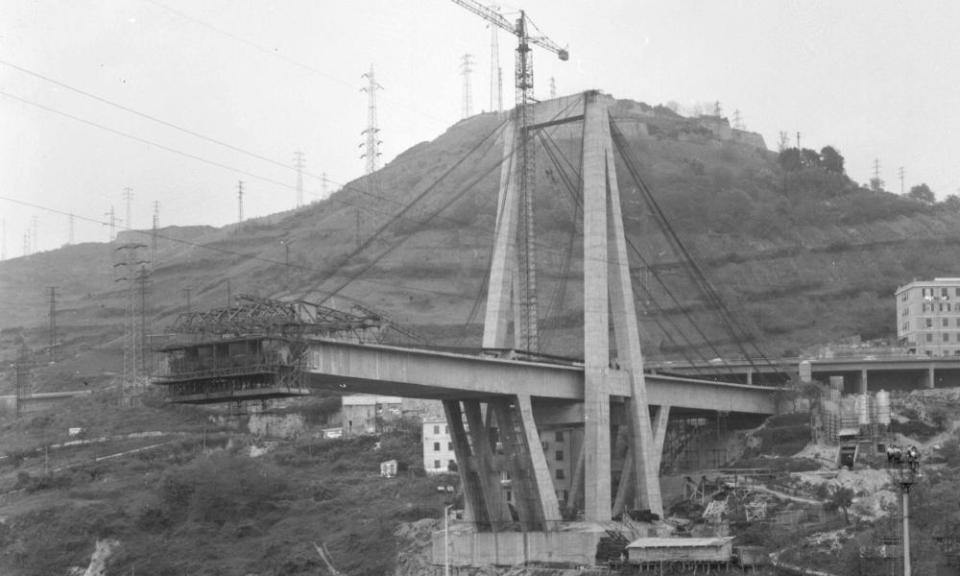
[304,339,777,416]
[651,355,960,392]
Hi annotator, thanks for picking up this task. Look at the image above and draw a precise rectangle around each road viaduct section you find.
[654,356,960,394]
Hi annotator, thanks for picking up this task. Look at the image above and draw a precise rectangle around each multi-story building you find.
[422,419,457,474]
[341,394,403,436]
[420,416,582,510]
[896,278,960,356]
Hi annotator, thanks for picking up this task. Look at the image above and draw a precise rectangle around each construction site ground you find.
[2,386,960,575]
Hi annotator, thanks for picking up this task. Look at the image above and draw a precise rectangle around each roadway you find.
[303,339,777,416]
[650,354,960,392]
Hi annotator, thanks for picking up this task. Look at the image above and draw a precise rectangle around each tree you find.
[801,148,821,169]
[908,183,935,204]
[826,486,855,524]
[778,148,802,171]
[942,194,960,211]
[819,146,845,174]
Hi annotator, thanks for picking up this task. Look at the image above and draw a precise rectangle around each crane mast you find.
[450,0,568,353]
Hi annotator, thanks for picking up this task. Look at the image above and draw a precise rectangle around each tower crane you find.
[450,0,568,353]
[449,1,568,106]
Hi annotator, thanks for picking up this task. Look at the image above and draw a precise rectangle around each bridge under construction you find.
[153,91,789,550]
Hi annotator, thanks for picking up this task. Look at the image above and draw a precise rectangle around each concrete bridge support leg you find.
[611,405,670,517]
[516,394,562,525]
[489,397,560,530]
[583,370,612,522]
[649,406,671,474]
[463,400,511,528]
[568,437,586,513]
[443,400,486,526]
[928,366,935,389]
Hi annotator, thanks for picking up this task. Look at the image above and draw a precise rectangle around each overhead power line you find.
[0,58,308,177]
[0,86,595,267]
[142,0,444,125]
[0,89,297,192]
[0,194,471,304]
[0,89,444,229]
[0,58,407,212]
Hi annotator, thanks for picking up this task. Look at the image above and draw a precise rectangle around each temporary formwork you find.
[152,295,399,404]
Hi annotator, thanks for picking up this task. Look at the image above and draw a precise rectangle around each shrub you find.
[14,471,73,493]
[890,419,940,441]
[159,453,290,526]
[939,435,960,467]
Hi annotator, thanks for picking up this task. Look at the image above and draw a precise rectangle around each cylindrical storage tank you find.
[875,389,891,426]
[856,394,870,425]
[799,360,812,383]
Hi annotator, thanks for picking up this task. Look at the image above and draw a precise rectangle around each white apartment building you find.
[420,415,581,509]
[896,278,960,356]
[422,419,457,473]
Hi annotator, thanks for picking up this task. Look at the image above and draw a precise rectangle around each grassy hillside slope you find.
[3,97,960,392]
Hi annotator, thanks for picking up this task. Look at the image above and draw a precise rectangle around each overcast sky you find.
[2,0,959,253]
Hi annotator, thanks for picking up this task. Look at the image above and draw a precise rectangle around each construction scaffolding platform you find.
[152,295,402,404]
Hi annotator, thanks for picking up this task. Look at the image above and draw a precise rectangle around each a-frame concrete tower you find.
[441,91,666,531]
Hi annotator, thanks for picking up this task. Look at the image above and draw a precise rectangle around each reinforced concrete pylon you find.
[462,90,665,530]
[580,90,665,518]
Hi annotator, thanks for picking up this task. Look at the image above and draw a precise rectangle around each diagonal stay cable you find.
[535,127,714,373]
[312,120,511,305]
[610,120,788,383]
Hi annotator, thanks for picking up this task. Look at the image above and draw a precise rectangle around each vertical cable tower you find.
[461,53,475,118]
[151,201,160,258]
[137,264,151,377]
[872,158,884,191]
[360,65,384,249]
[22,229,31,257]
[123,187,134,231]
[114,243,148,402]
[48,286,58,359]
[549,76,556,98]
[360,65,384,174]
[31,215,39,254]
[15,342,31,418]
[899,166,905,195]
[237,180,245,222]
[294,150,305,208]
[105,206,116,242]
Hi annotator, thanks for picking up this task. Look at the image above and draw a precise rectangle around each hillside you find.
[0,392,451,575]
[3,95,960,391]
